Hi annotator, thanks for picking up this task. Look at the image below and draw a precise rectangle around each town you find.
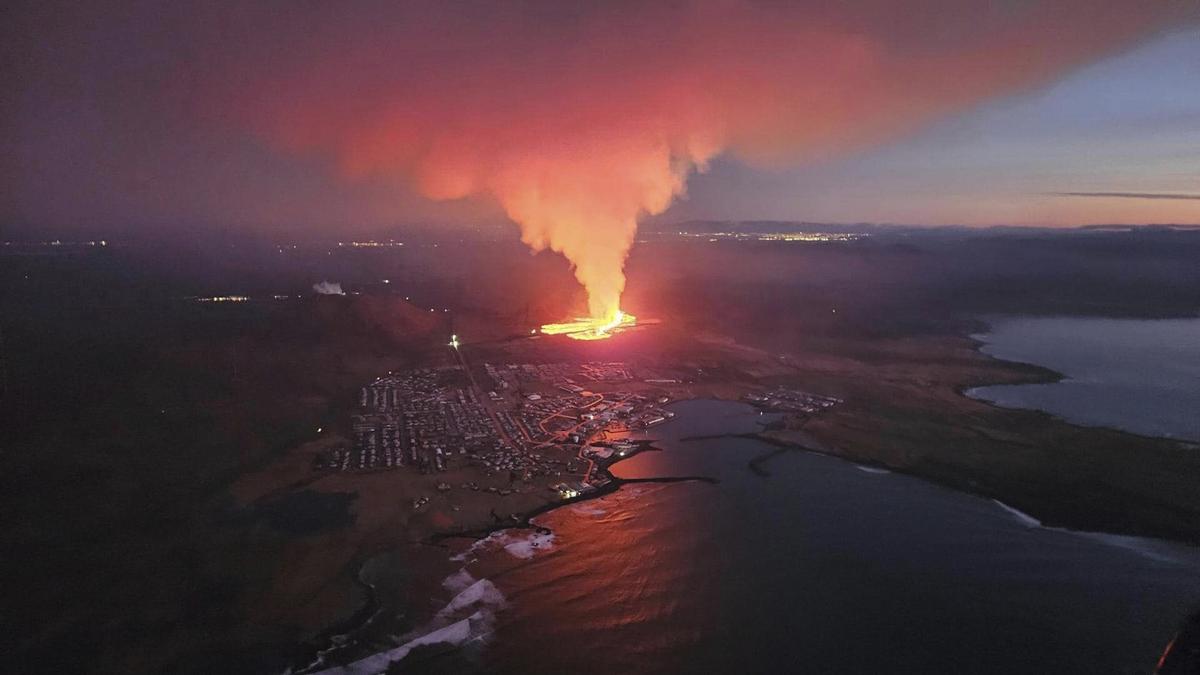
[741,387,843,413]
[316,359,683,501]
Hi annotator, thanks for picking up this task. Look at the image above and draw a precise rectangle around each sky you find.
[663,26,1200,226]
[2,1,1197,240]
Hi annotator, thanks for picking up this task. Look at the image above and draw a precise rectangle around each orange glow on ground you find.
[541,310,637,341]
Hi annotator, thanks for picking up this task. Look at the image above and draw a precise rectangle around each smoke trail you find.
[211,1,1191,319]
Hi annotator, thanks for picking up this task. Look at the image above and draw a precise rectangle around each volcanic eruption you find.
[210,1,1189,339]
[540,310,638,341]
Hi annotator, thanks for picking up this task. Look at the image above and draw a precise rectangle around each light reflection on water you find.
[439,399,1200,675]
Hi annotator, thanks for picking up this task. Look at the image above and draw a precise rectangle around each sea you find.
[966,316,1200,442]
[347,393,1200,675]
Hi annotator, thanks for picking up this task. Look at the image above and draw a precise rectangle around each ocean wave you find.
[310,573,506,674]
[571,503,608,516]
[449,530,502,562]
[498,530,556,559]
[312,611,487,675]
[1070,531,1186,565]
[992,499,1042,527]
[451,528,558,562]
[449,542,479,563]
[442,568,477,594]
[855,465,891,475]
[312,517,558,672]
[437,577,507,619]
[991,499,1188,565]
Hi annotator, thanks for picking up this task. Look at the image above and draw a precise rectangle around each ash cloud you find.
[216,1,1190,319]
[5,1,1196,317]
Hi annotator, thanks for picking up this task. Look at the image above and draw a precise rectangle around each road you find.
[449,342,523,448]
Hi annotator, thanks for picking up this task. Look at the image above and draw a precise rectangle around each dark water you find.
[967,317,1200,442]
[433,399,1200,675]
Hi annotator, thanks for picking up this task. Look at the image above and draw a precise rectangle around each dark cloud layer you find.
[1051,192,1200,201]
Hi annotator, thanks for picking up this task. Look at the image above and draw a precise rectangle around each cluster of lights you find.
[336,240,406,248]
[676,231,866,242]
[757,232,864,242]
[194,295,250,303]
[3,239,107,247]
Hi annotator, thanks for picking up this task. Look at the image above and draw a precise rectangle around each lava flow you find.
[541,310,637,341]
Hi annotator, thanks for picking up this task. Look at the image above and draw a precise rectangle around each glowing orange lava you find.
[541,310,636,341]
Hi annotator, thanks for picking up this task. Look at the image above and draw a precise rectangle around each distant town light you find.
[195,295,250,303]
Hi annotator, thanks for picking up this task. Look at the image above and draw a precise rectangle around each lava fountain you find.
[541,310,637,341]
[220,2,1183,346]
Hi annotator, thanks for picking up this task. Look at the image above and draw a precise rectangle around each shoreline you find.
[696,427,1200,542]
[676,322,1200,544]
[961,330,1200,447]
[317,396,1200,675]
[294,320,1200,672]
[428,439,717,545]
[299,438,718,672]
[688,426,1200,547]
[706,376,1200,544]
[290,564,383,673]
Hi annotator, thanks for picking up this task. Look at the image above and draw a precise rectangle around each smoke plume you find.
[208,1,1189,319]
[312,281,345,296]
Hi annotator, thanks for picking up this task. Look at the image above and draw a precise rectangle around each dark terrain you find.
[3,224,1199,673]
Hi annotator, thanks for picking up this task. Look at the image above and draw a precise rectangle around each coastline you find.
[298,437,719,673]
[430,440,716,544]
[962,328,1200,447]
[687,425,1200,547]
[663,320,1200,545]
[290,321,1200,673]
[349,389,1200,674]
